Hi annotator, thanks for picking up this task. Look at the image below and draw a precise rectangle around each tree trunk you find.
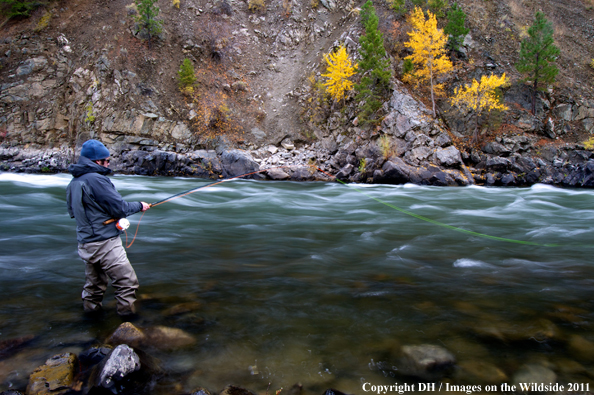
[429,59,436,117]
[531,53,539,115]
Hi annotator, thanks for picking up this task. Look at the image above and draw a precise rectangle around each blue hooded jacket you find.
[66,156,143,244]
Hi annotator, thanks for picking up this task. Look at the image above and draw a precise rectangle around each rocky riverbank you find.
[3,82,594,188]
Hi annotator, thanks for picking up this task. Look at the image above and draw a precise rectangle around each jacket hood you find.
[68,155,112,178]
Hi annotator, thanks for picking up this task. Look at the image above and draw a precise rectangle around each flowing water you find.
[1,172,594,393]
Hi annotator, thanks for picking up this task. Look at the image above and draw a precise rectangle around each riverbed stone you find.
[568,335,594,362]
[191,388,213,395]
[145,325,196,350]
[26,353,77,395]
[96,344,141,391]
[219,385,258,395]
[106,322,146,347]
[399,344,456,380]
[454,360,507,385]
[511,364,557,388]
[0,335,35,359]
[162,301,203,316]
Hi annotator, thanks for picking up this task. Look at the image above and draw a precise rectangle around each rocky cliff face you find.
[1,0,594,187]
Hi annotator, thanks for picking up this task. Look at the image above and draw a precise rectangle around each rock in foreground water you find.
[96,344,141,392]
[399,344,456,380]
[27,353,77,395]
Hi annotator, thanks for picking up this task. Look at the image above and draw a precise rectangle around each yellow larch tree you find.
[321,45,358,103]
[404,6,453,117]
[450,73,509,143]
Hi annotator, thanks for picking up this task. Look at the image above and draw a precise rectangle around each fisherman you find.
[66,139,151,317]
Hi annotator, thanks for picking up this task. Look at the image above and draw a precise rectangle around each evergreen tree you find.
[444,2,469,51]
[0,0,41,18]
[178,58,197,93]
[516,11,560,115]
[355,0,392,123]
[135,0,162,49]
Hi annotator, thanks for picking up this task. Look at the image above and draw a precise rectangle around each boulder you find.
[398,344,456,380]
[336,163,354,180]
[485,156,511,172]
[145,326,196,350]
[553,103,573,121]
[574,105,594,121]
[267,167,290,180]
[435,146,463,168]
[220,149,260,178]
[27,353,78,395]
[375,158,412,184]
[106,322,146,347]
[96,344,141,392]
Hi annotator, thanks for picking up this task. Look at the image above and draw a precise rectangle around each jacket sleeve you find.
[91,175,143,219]
[66,184,74,218]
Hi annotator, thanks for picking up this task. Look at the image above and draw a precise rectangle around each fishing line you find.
[326,175,564,247]
[119,164,578,249]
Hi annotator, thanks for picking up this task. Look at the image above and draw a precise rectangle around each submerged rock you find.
[455,360,507,385]
[567,335,594,362]
[398,344,456,380]
[0,335,35,359]
[106,322,146,347]
[145,325,196,350]
[162,301,203,316]
[511,364,557,388]
[27,353,78,395]
[219,385,257,395]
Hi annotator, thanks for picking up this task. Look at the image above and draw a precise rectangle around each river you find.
[1,173,593,393]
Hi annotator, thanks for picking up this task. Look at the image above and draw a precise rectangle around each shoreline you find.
[2,143,594,189]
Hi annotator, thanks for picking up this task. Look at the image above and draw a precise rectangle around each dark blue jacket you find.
[66,156,143,244]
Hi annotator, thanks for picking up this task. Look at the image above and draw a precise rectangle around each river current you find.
[1,173,593,393]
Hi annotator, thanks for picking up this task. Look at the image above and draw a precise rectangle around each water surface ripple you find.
[1,173,593,392]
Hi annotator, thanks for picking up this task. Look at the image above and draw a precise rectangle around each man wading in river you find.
[66,139,151,318]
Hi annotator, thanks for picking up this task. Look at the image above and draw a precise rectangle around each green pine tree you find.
[444,2,469,51]
[0,0,41,18]
[135,0,162,49]
[355,0,392,124]
[178,58,197,92]
[516,11,560,115]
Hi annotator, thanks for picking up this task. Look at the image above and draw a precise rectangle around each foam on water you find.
[453,258,490,268]
[0,172,71,187]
